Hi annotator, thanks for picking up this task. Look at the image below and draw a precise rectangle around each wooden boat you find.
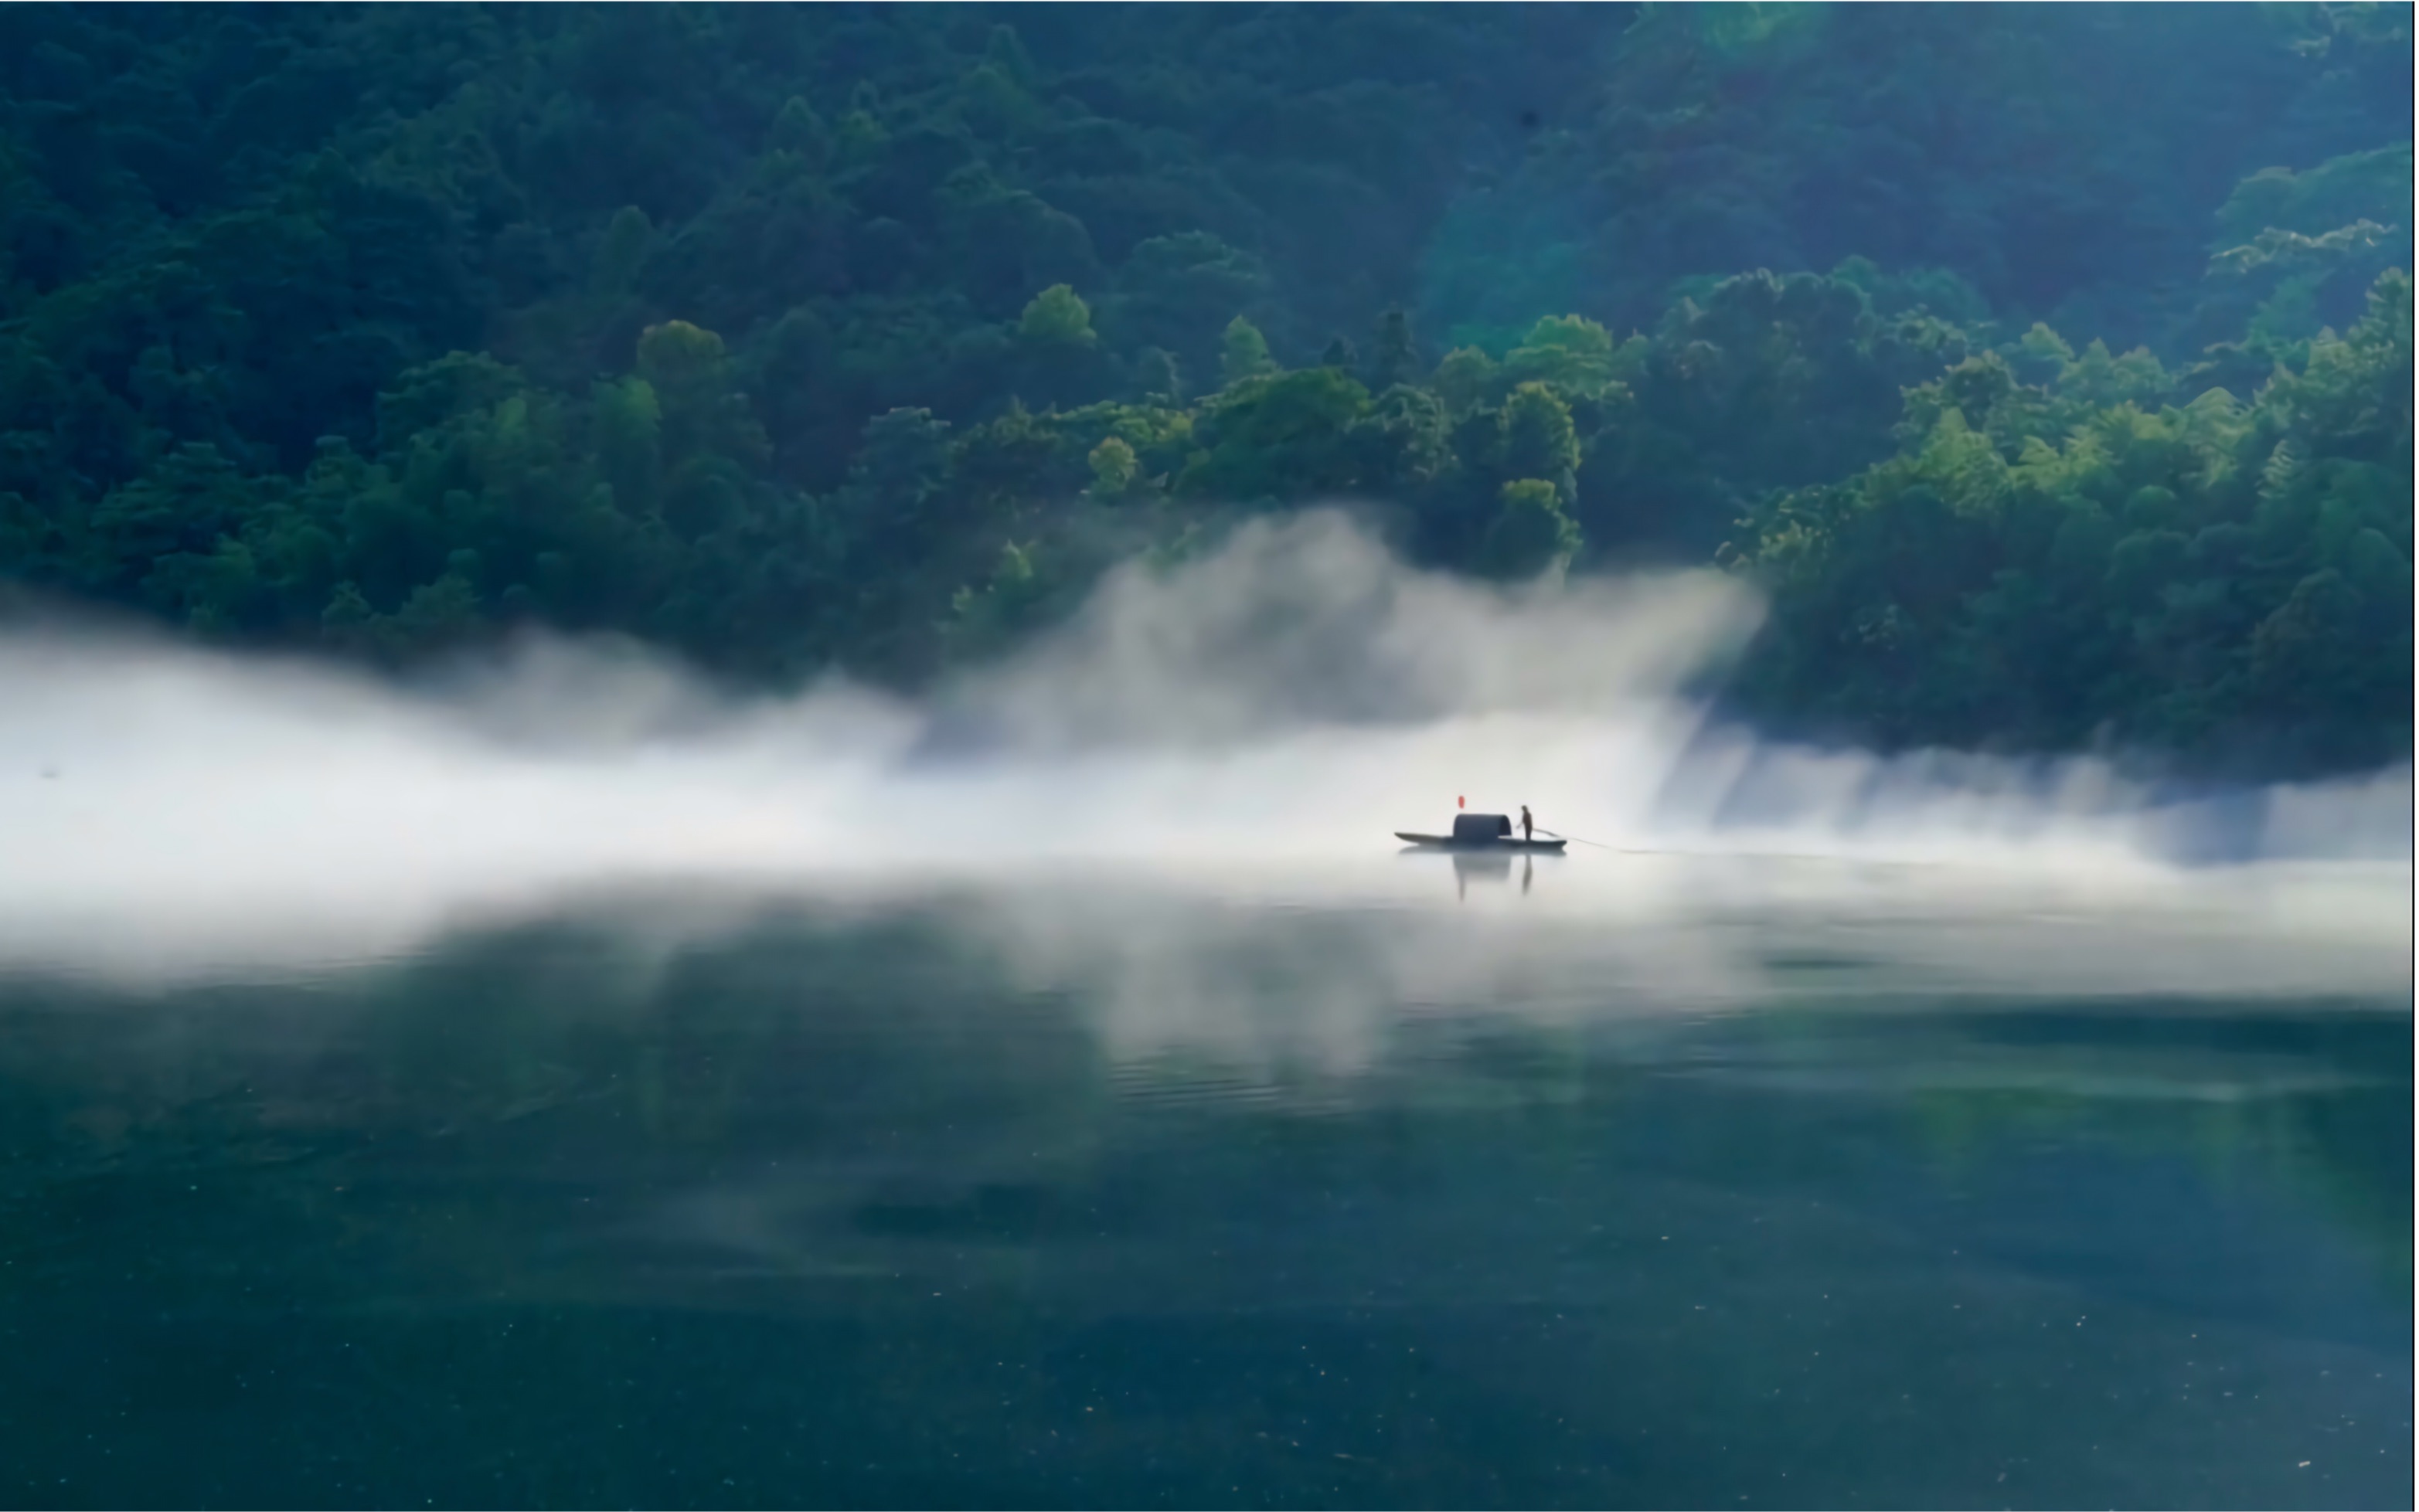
[1394,813,1567,852]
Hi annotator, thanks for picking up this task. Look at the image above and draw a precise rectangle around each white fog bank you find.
[0,511,2407,987]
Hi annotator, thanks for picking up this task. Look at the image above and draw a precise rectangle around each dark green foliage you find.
[1482,478,1583,581]
[1421,4,2414,350]
[1180,367,1372,505]
[1728,271,2414,773]
[1580,269,1972,561]
[1220,316,1277,389]
[0,5,2407,775]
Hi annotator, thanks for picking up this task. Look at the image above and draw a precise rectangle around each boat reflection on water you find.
[1439,850,1534,899]
[1386,844,1561,900]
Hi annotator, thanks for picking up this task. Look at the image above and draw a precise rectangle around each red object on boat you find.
[1458,795,1465,808]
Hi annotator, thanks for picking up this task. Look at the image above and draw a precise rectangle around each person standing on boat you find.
[1520,805,1534,842]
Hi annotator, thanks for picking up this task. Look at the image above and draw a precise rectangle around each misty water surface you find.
[0,518,2410,1508]
[0,867,2410,1509]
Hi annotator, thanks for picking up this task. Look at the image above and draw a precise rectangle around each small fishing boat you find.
[1394,813,1567,852]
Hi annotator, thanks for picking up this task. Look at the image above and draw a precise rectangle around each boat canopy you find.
[1452,813,1514,842]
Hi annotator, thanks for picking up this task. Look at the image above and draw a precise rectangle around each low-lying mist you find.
[2,511,2408,989]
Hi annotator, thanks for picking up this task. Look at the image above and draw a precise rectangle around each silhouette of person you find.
[1520,805,1534,842]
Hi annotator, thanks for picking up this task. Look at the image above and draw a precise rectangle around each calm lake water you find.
[1,861,2409,1509]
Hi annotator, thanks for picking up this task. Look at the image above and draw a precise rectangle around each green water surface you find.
[0,882,2408,1509]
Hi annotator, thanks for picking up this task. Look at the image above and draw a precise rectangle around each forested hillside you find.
[0,3,2410,773]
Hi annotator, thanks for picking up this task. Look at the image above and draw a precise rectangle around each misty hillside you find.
[0,2,2410,773]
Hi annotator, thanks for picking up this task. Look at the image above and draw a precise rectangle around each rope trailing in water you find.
[1533,827,1644,854]
[1536,827,1946,870]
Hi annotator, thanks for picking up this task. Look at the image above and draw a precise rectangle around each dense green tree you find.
[1180,365,1370,505]
[1482,477,1584,580]
[1346,383,1451,501]
[1499,382,1580,502]
[1087,435,1139,499]
[1018,284,1097,348]
[1219,316,1277,389]
[1429,346,1498,419]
